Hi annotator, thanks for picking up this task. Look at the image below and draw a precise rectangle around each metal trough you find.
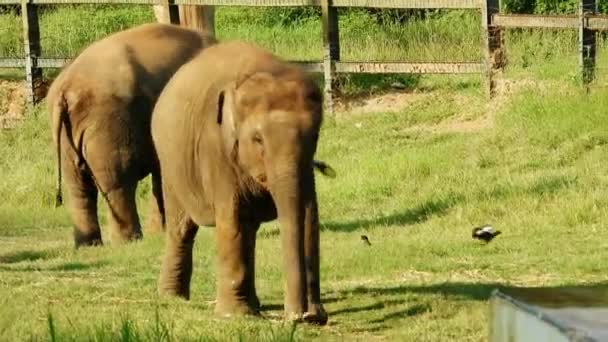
[490,287,608,341]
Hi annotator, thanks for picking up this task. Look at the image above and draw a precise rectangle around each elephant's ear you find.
[217,87,238,158]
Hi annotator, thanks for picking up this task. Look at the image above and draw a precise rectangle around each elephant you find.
[47,23,216,248]
[150,41,328,324]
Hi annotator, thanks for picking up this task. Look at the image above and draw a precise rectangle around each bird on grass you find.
[472,225,501,243]
[361,235,372,246]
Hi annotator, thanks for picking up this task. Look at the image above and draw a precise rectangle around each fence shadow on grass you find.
[0,259,108,272]
[320,195,463,233]
[320,281,608,332]
[0,248,62,264]
[336,281,608,306]
[0,246,109,272]
[340,281,503,302]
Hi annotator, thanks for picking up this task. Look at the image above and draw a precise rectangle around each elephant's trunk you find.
[269,166,308,319]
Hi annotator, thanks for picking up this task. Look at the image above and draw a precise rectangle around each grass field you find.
[2,6,608,342]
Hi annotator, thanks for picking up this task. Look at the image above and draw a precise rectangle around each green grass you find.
[2,75,608,340]
[2,5,608,341]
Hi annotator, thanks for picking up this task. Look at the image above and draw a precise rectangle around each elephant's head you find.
[216,69,327,322]
[217,70,323,190]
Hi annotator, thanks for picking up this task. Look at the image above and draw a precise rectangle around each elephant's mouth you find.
[256,173,268,185]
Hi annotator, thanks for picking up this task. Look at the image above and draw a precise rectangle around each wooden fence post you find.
[153,1,180,25]
[21,0,42,105]
[580,0,596,85]
[179,6,215,36]
[482,0,502,97]
[169,2,180,25]
[321,0,340,115]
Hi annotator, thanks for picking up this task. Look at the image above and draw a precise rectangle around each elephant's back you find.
[47,22,215,148]
[71,24,210,96]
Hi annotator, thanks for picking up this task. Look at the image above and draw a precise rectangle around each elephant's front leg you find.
[214,206,259,317]
[105,183,143,243]
[303,191,328,325]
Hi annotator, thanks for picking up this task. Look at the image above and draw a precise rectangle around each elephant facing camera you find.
[151,41,328,325]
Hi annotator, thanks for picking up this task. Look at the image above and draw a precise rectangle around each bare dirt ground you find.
[333,77,561,135]
[0,77,546,132]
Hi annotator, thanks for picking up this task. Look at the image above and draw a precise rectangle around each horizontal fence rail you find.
[0,0,605,112]
[0,0,480,6]
[493,14,580,29]
[493,14,608,29]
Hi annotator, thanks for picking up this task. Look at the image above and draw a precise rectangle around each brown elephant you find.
[47,23,216,248]
[151,41,328,324]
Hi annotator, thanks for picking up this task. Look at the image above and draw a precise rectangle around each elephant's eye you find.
[252,132,263,144]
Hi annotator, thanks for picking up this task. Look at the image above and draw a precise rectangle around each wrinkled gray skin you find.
[47,23,215,248]
[151,41,328,324]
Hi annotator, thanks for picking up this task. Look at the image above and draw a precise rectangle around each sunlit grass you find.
[1,76,607,339]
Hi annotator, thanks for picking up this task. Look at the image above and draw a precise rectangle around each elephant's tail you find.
[313,160,336,178]
[51,94,68,207]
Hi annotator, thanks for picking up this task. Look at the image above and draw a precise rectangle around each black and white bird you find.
[361,235,372,246]
[472,225,501,243]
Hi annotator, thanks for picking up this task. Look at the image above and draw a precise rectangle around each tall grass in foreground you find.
[41,311,298,341]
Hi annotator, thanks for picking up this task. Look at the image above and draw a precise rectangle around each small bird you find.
[361,235,372,246]
[472,225,501,243]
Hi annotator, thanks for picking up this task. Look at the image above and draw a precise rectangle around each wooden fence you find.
[1,0,608,113]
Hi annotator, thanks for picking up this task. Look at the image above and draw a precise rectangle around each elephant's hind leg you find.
[63,154,103,248]
[144,169,164,234]
[158,189,199,299]
[105,183,143,244]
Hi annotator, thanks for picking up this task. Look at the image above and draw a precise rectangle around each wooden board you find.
[587,15,608,31]
[335,62,483,74]
[493,14,579,29]
[24,0,480,7]
[332,0,479,8]
[0,59,26,68]
[2,59,483,74]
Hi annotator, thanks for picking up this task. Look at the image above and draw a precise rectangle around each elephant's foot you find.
[251,294,261,312]
[303,303,328,325]
[215,295,260,318]
[110,229,143,244]
[282,303,327,325]
[158,266,192,299]
[158,283,190,300]
[74,229,103,248]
